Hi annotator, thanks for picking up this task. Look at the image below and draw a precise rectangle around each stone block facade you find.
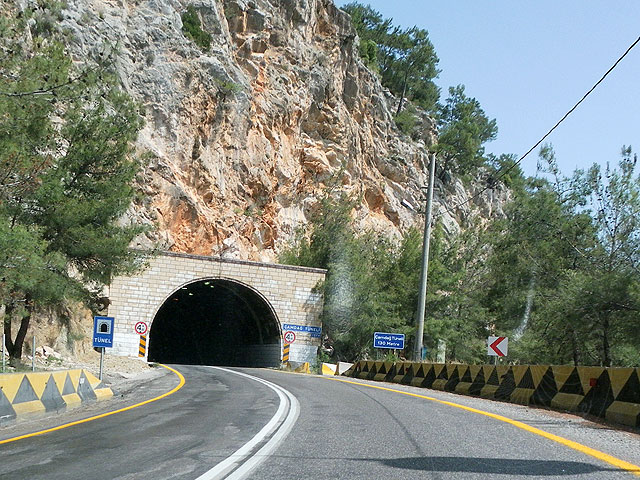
[107,252,326,364]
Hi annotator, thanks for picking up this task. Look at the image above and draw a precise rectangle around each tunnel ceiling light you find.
[188,292,194,296]
[204,281,210,285]
[181,287,188,290]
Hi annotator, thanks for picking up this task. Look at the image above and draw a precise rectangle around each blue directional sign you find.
[93,316,114,348]
[282,323,322,338]
[373,332,405,349]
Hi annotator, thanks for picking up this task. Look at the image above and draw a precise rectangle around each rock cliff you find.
[55,0,507,261]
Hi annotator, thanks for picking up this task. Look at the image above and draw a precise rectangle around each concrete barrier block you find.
[480,384,499,399]
[431,379,447,391]
[322,363,337,375]
[336,362,353,375]
[343,361,640,429]
[62,393,82,407]
[0,369,113,423]
[606,401,640,428]
[551,392,584,412]
[0,388,16,425]
[455,383,472,395]
[294,362,310,374]
[509,388,534,406]
[12,400,45,416]
[410,377,424,387]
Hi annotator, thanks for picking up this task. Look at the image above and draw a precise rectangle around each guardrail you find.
[343,361,640,428]
[0,369,113,425]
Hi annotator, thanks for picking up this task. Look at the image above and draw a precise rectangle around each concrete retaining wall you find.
[344,361,640,428]
[0,370,113,425]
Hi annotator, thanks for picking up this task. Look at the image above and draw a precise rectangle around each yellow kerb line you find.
[0,364,186,445]
[326,376,640,477]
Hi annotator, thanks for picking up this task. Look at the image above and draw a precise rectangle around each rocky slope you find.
[52,0,508,261]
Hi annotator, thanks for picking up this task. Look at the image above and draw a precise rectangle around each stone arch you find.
[147,276,284,367]
[108,252,326,365]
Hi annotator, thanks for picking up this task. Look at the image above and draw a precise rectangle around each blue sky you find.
[334,1,640,177]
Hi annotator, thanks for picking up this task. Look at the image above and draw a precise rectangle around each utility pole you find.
[414,153,436,361]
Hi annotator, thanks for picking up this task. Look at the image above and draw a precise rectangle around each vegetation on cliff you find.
[280,3,640,367]
[181,5,212,52]
[341,2,498,177]
[282,150,640,367]
[0,3,148,363]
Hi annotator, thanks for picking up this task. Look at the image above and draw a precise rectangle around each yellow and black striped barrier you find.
[139,335,147,358]
[344,361,640,428]
[0,369,113,425]
[282,344,290,363]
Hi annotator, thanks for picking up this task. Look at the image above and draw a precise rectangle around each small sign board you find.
[282,323,322,338]
[93,316,114,348]
[373,332,405,349]
[487,336,508,357]
[283,331,296,344]
[134,321,148,335]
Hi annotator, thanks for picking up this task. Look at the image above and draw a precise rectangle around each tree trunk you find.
[8,294,32,363]
[3,303,14,353]
[570,328,580,366]
[395,68,410,116]
[602,315,611,367]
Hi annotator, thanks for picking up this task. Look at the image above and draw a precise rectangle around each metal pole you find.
[2,334,5,373]
[414,153,436,361]
[99,347,104,381]
[32,335,35,372]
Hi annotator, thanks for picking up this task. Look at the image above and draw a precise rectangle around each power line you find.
[436,34,640,220]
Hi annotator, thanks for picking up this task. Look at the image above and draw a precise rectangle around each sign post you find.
[139,335,147,358]
[93,316,115,380]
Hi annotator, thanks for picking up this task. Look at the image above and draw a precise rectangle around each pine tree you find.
[0,4,149,362]
[435,85,498,176]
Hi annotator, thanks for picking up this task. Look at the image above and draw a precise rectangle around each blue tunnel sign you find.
[93,316,114,348]
[373,332,405,349]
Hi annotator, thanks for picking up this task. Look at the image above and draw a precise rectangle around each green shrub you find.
[394,107,417,135]
[181,6,212,52]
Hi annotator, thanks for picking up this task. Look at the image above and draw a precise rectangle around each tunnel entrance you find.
[148,279,282,367]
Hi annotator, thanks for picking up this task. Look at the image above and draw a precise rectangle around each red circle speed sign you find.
[134,321,148,335]
[283,331,296,344]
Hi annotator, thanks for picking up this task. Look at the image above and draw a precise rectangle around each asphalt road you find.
[1,365,639,479]
[249,370,640,479]
[0,365,284,479]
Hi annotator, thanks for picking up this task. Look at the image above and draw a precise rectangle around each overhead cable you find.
[436,34,640,219]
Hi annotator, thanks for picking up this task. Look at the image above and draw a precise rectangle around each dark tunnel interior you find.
[148,279,282,367]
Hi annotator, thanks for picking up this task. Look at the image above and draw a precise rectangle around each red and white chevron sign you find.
[487,336,508,357]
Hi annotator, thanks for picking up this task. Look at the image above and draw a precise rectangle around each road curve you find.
[244,369,640,480]
[0,365,293,480]
[1,365,639,479]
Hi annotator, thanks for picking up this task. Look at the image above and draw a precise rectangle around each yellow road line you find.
[0,364,185,445]
[327,376,640,477]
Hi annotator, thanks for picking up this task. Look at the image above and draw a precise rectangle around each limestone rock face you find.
[56,0,508,261]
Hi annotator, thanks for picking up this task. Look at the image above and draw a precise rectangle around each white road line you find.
[194,367,300,480]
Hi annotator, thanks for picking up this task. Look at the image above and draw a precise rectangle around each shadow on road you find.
[375,456,624,475]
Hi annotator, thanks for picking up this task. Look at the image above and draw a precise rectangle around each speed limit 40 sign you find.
[283,330,296,344]
[134,321,148,335]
